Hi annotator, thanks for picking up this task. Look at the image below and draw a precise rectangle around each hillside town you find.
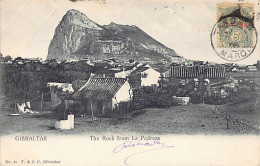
[1,53,260,134]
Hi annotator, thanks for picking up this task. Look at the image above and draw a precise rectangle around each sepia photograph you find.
[1,0,260,165]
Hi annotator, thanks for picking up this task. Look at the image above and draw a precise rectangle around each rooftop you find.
[72,77,127,100]
[131,67,150,74]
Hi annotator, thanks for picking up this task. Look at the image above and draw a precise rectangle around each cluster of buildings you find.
[224,63,258,72]
[1,54,258,117]
[2,56,258,73]
[207,77,254,100]
[1,57,43,65]
[45,58,229,117]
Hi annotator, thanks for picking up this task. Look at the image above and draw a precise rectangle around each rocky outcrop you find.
[47,9,180,61]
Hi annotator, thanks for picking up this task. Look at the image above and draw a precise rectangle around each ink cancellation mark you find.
[211,3,257,62]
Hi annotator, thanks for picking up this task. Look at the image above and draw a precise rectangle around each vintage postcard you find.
[1,0,260,165]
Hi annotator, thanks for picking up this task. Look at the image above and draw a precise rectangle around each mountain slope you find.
[47,9,180,61]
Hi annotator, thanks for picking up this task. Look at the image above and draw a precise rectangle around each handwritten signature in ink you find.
[113,140,174,165]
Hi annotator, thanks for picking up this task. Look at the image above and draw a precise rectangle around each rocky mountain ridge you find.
[47,9,181,62]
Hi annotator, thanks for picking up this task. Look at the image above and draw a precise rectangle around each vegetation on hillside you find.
[0,62,93,100]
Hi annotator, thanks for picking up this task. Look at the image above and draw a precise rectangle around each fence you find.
[170,65,226,78]
[133,89,144,110]
[114,102,133,116]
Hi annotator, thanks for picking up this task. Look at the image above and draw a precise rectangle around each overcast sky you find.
[1,0,259,64]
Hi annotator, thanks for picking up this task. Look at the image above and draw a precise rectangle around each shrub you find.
[133,88,174,109]
[189,91,203,103]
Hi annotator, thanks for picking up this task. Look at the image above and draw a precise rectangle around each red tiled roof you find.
[72,77,127,100]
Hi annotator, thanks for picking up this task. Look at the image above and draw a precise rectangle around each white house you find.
[47,82,74,93]
[140,68,160,86]
[246,65,258,72]
[114,71,127,78]
[130,66,161,88]
[231,67,238,72]
[72,77,132,116]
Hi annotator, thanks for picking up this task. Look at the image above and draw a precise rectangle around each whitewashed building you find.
[130,66,161,88]
[47,82,74,92]
[72,77,132,116]
[246,65,258,72]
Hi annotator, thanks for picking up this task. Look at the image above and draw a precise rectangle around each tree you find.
[256,60,260,71]
[0,52,3,59]
[4,55,12,61]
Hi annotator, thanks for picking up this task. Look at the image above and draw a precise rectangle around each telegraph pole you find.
[41,92,43,111]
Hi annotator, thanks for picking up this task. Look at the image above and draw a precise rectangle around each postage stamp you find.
[217,3,254,48]
[211,3,257,62]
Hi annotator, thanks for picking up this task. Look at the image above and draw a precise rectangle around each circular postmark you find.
[211,16,257,62]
